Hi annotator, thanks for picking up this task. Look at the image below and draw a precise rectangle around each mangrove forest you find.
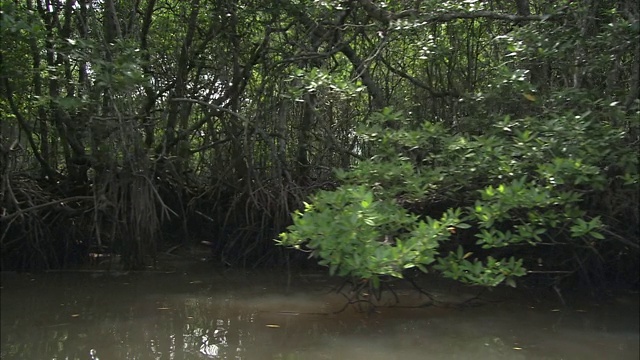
[1,0,638,292]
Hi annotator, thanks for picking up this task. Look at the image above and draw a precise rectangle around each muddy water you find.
[1,268,638,360]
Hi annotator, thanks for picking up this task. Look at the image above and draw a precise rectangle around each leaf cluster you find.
[279,101,637,288]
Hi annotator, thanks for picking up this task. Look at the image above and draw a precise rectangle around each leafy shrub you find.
[278,103,638,289]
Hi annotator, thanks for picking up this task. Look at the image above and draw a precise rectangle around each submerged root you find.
[329,275,496,314]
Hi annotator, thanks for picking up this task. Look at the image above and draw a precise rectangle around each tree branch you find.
[379,56,460,98]
[1,77,58,179]
[357,0,559,25]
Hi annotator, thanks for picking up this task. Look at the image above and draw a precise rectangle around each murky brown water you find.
[1,268,638,360]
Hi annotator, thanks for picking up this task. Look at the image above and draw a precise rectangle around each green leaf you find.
[371,276,380,289]
[329,264,338,276]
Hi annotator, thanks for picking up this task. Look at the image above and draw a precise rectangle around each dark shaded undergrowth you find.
[1,164,638,294]
[0,164,330,272]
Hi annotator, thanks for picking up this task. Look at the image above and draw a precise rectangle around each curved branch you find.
[340,44,386,110]
[357,0,560,25]
[1,77,58,179]
[379,56,460,98]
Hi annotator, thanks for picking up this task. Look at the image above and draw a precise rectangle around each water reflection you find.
[1,270,638,360]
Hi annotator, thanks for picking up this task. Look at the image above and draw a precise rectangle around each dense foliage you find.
[1,0,638,290]
[279,104,637,288]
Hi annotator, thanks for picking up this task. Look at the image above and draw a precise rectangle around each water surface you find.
[1,268,638,359]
